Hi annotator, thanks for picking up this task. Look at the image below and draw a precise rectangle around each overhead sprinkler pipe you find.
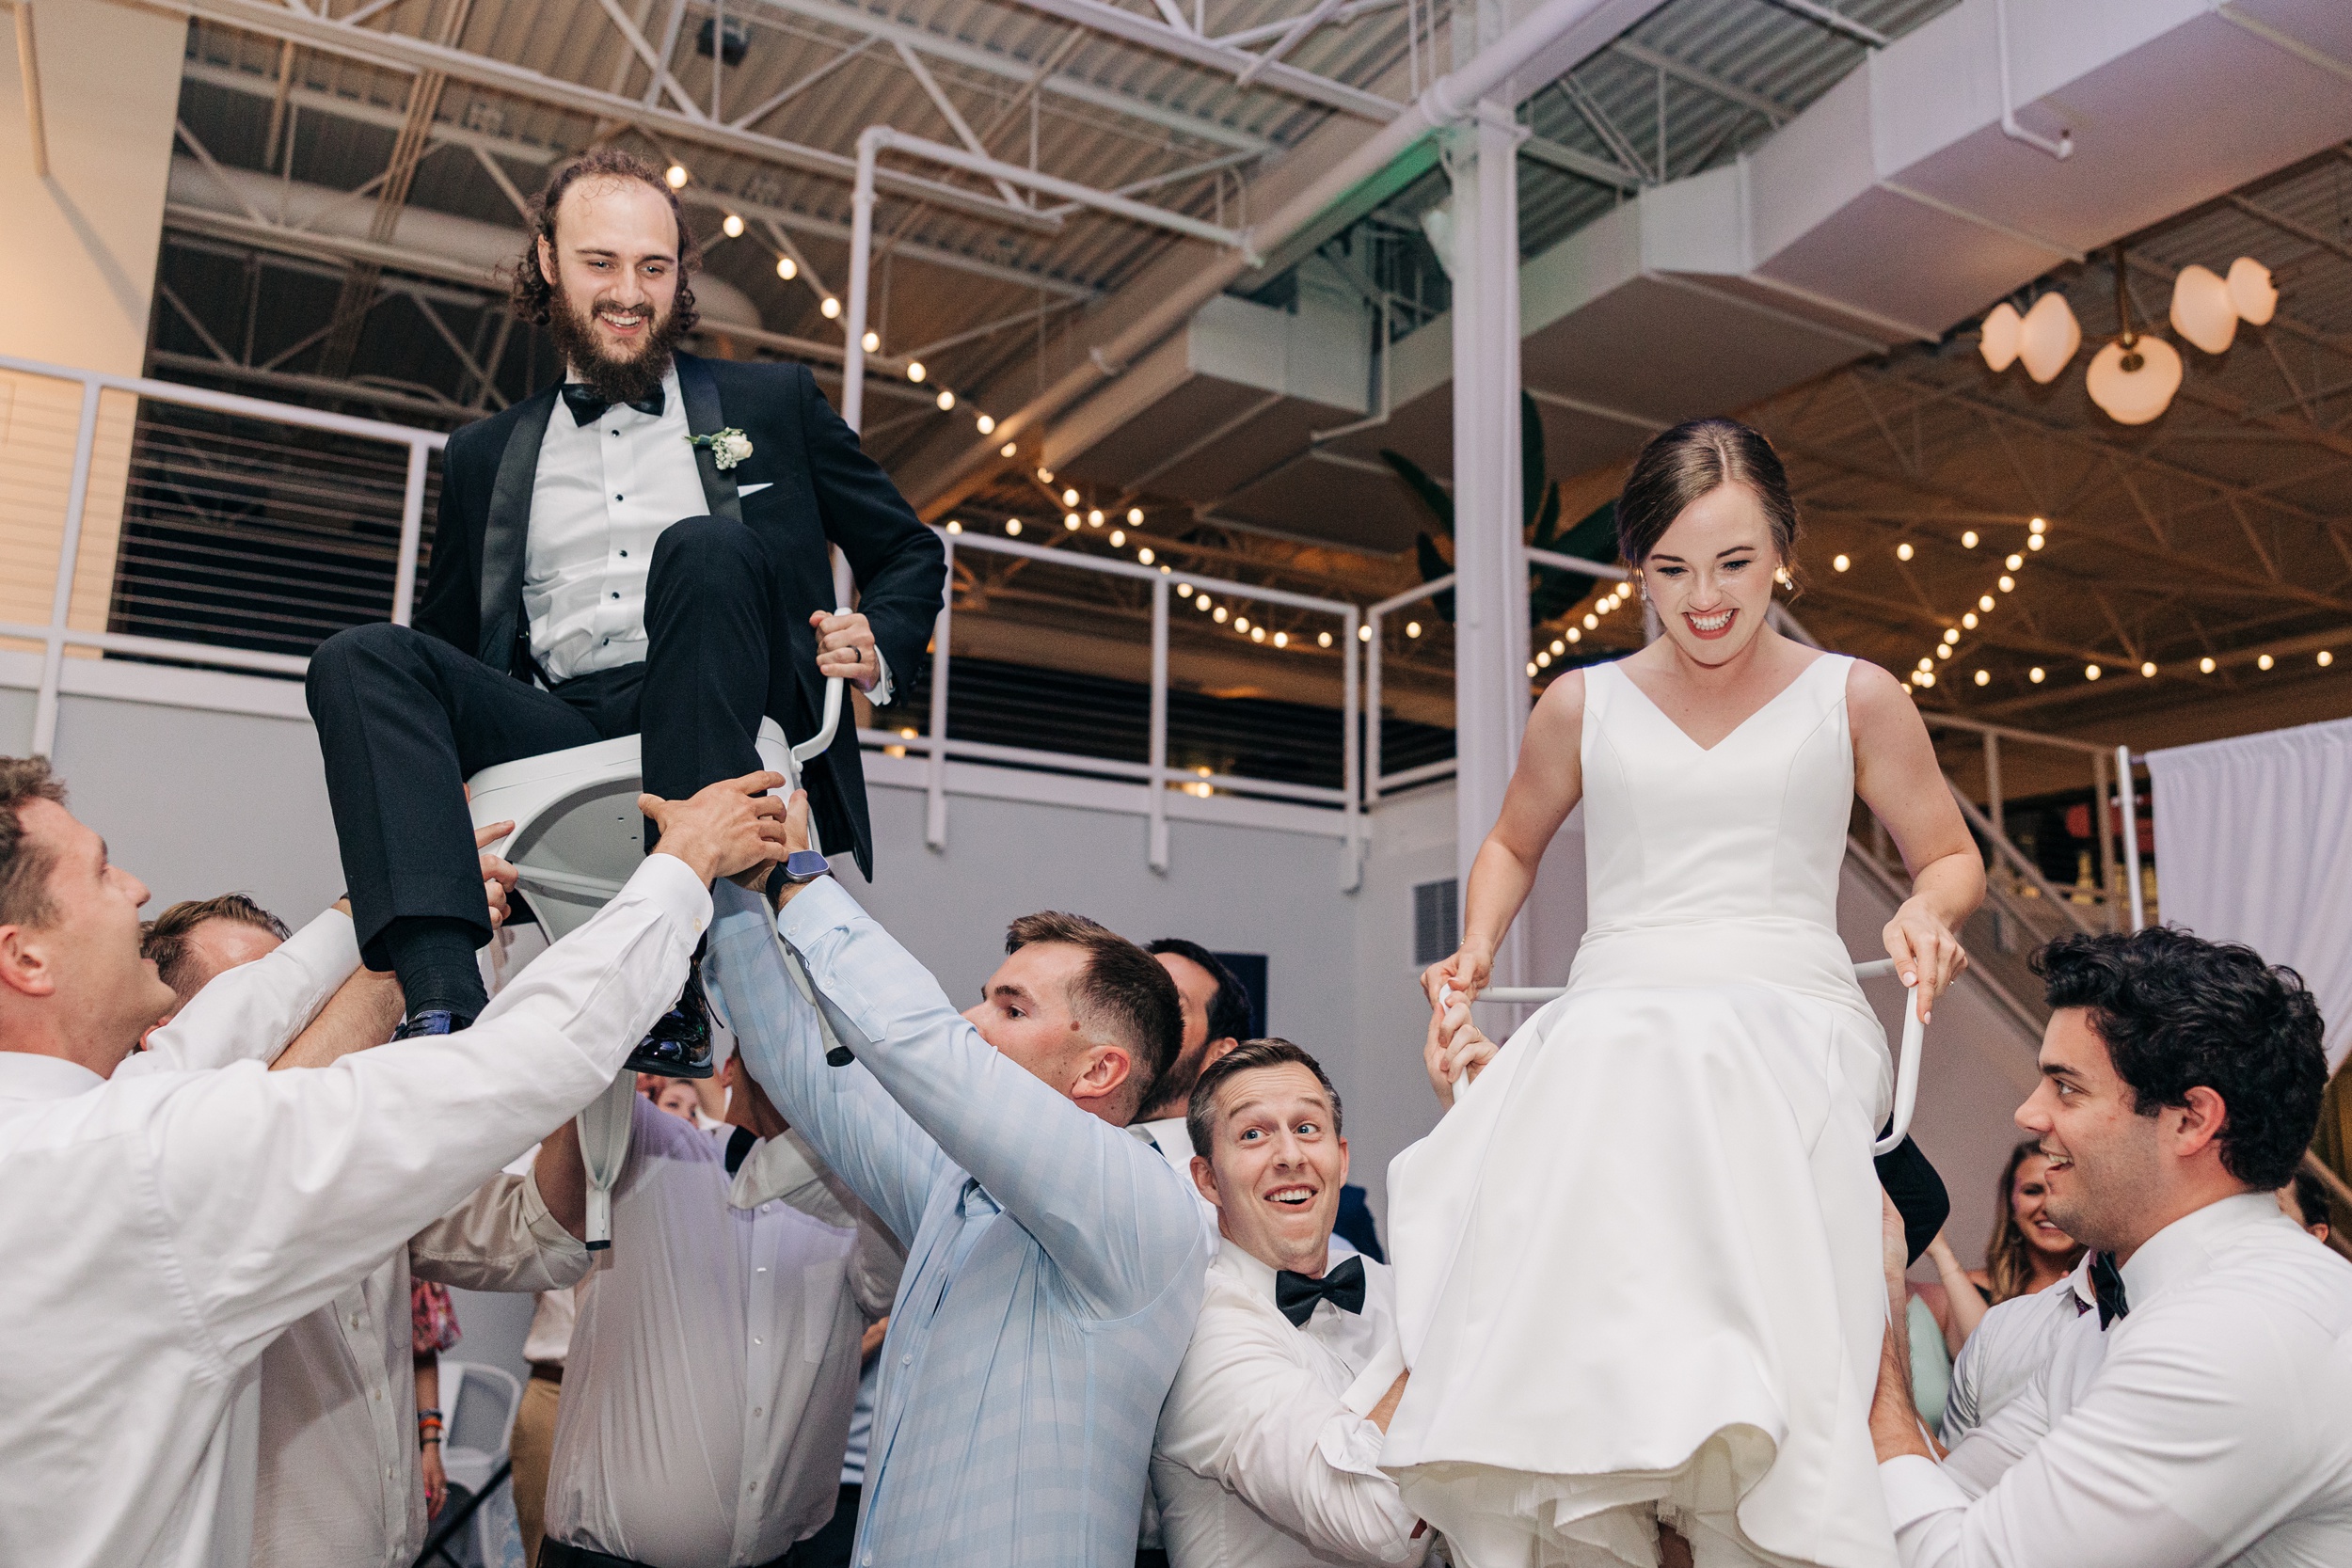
[909,0,1654,504]
[840,123,1252,432]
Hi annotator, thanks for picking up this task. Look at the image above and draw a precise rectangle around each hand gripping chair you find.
[1456,958,1927,1155]
[461,657,849,1247]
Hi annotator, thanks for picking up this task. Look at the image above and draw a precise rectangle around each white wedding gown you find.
[1383,654,1898,1568]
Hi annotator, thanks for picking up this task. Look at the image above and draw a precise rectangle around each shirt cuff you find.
[1880,1453,1969,1537]
[1315,1408,1392,1482]
[869,648,895,706]
[519,1164,591,1267]
[776,872,864,950]
[630,848,715,941]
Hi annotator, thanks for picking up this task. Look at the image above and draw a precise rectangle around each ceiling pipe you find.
[906,0,1649,509]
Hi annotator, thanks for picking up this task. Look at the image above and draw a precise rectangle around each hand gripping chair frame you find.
[460,615,851,1247]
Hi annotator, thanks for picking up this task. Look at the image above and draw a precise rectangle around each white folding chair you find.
[435,1359,524,1567]
[1459,958,1926,1155]
[461,641,850,1247]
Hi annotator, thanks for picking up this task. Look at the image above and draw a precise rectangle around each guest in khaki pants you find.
[513,1288,574,1567]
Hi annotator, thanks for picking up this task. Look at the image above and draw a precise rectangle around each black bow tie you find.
[562,382,665,424]
[2089,1251,2130,1329]
[1275,1254,1365,1327]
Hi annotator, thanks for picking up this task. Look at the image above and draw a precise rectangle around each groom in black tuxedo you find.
[306,149,945,1062]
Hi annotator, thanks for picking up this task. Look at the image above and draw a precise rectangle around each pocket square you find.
[738,481,773,497]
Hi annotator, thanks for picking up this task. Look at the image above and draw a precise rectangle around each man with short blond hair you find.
[141,894,290,1006]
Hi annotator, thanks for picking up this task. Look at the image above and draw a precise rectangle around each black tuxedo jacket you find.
[412,352,946,878]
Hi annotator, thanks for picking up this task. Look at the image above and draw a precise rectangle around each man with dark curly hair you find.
[1868,926,2352,1567]
[304,149,944,1066]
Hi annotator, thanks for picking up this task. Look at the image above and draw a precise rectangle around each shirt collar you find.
[2118,1191,2289,1309]
[0,1052,107,1100]
[1214,1235,1346,1310]
[2065,1249,2097,1308]
[1132,1116,1187,1155]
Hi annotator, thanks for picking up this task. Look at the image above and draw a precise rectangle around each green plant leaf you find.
[1415,532,1457,622]
[1380,449,1454,537]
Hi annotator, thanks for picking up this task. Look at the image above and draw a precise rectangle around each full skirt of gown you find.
[1381,956,1898,1568]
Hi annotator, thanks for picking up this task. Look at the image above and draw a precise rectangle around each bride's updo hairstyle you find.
[1616,417,1802,591]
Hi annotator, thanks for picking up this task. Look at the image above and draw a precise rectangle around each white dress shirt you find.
[252,1173,592,1568]
[1154,1240,1428,1568]
[525,368,894,700]
[1882,1192,2352,1567]
[1938,1260,2093,1446]
[527,368,712,682]
[0,854,708,1568]
[546,1093,902,1567]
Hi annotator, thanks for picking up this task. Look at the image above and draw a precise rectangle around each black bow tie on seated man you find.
[2089,1251,2130,1329]
[562,382,665,424]
[1276,1254,1366,1327]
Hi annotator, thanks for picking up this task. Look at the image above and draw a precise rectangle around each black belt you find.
[542,1539,803,1568]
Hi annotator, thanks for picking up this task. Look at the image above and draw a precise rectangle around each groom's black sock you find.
[383,916,489,1022]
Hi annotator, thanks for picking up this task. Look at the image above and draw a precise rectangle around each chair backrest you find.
[438,1360,523,1492]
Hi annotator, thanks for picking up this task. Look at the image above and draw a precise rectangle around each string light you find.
[1550,639,1565,655]
[819,296,841,319]
[907,361,927,383]
[1943,628,1961,645]
[945,519,961,533]
[722,213,745,238]
[1061,512,1079,530]
[1834,554,1851,572]
[1213,606,1228,623]
[2006,553,2023,569]
[2258,653,2275,670]
[665,163,689,188]
[935,390,956,411]
[1178,582,1193,598]
[2086,664,2103,681]
[1536,650,1552,667]
[1137,546,1154,564]
[1358,624,1371,641]
[1250,626,1265,643]
[1127,508,1144,525]
[2200,656,2216,673]
[2029,667,2046,683]
[1273,631,1288,648]
[1997,576,2015,593]
[1004,518,1022,536]
[1000,442,1017,457]
[1109,530,1124,547]
[2027,533,2044,551]
[2322,651,2336,667]
[2030,517,2047,533]
[1962,531,1979,547]
[1406,621,1422,638]
[1318,631,1333,647]
[975,414,995,435]
[862,330,881,353]
[1979,594,1995,612]
[1897,543,1915,561]
[776,257,798,280]
[1974,669,1990,686]
[1235,616,1250,632]
[1526,660,1539,677]
[1565,626,1581,642]
[1962,612,1979,629]
[1087,509,1104,527]
[1062,487,1079,506]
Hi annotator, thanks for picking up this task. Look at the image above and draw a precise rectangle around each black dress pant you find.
[308,515,784,960]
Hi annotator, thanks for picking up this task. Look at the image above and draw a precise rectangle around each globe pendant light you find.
[1979,301,2023,372]
[2169,262,2237,355]
[2088,245,2181,426]
[2227,256,2278,325]
[2017,292,2081,384]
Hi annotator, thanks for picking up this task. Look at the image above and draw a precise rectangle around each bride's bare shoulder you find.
[1532,666,1591,725]
[1843,657,1928,740]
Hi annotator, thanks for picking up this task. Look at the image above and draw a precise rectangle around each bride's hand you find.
[1423,1001,1498,1111]
[1422,942,1492,1015]
[1883,898,1966,1023]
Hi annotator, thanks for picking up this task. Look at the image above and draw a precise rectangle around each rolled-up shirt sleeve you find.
[409,1168,592,1294]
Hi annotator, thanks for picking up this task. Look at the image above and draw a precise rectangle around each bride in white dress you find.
[1383,419,1984,1568]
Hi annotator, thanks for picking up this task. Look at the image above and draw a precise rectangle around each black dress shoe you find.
[392,1009,472,1039]
[624,958,715,1078]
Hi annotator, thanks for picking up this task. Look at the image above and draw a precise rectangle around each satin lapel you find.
[675,354,743,522]
[479,388,559,669]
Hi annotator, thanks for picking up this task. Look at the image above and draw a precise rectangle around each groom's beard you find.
[547,277,688,407]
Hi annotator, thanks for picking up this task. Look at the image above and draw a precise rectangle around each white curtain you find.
[2146,717,2352,1068]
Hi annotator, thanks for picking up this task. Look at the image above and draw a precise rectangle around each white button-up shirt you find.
[1937,1258,2093,1446]
[525,368,712,682]
[1882,1192,2352,1567]
[252,1173,592,1568]
[546,1093,901,1566]
[1154,1240,1427,1568]
[0,854,708,1568]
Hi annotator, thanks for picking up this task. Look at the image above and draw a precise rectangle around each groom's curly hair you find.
[508,148,701,335]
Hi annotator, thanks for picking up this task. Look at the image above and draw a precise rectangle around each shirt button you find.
[863,1553,874,1565]
[753,1407,763,1418]
[900,1353,912,1366]
[618,549,628,558]
[610,592,620,600]
[753,1337,763,1346]
[614,493,624,501]
[755,1266,767,1275]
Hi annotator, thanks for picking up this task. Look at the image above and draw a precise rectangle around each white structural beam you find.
[1000,0,1403,120]
[840,122,1248,429]
[148,0,1059,231]
[1446,100,1530,992]
[740,0,1278,153]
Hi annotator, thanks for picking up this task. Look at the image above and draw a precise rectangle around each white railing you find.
[0,352,442,754]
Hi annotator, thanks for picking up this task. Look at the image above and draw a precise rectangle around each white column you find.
[1447,103,1531,990]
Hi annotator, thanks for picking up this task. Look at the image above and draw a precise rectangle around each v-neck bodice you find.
[1571,654,1867,1014]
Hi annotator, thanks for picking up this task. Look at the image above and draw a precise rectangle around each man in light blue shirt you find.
[705,800,1205,1568]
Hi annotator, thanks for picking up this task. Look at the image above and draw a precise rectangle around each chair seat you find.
[467,718,795,942]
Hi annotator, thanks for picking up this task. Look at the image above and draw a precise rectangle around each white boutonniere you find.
[688,428,755,470]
